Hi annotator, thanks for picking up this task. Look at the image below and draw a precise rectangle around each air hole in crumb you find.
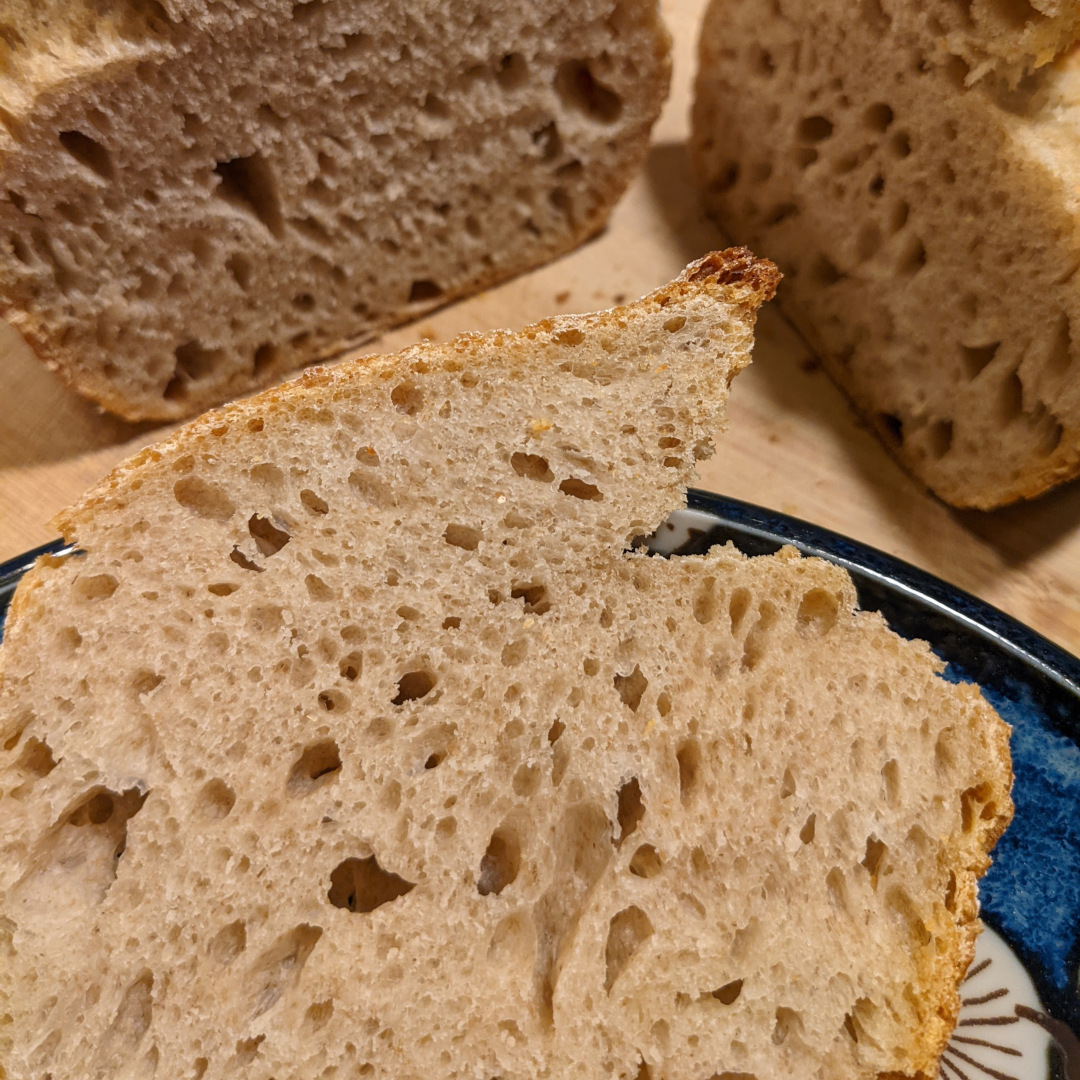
[928,419,953,459]
[225,253,252,290]
[629,843,662,878]
[287,739,342,797]
[477,827,520,896]
[306,574,333,601]
[863,102,894,131]
[59,130,114,180]
[131,670,164,695]
[800,813,816,844]
[897,236,926,276]
[304,1000,334,1033]
[318,689,347,712]
[614,664,648,712]
[211,920,247,966]
[213,153,284,238]
[408,279,442,303]
[174,477,236,521]
[512,580,551,614]
[663,316,686,333]
[616,777,645,847]
[780,767,796,799]
[877,413,903,446]
[196,778,235,820]
[548,718,565,744]
[712,979,744,1005]
[960,783,995,833]
[74,574,119,602]
[300,489,329,515]
[960,342,999,379]
[249,514,290,556]
[676,740,702,803]
[944,871,958,913]
[998,371,1023,422]
[444,524,481,550]
[560,477,602,501]
[773,1007,801,1046]
[230,547,263,572]
[728,588,751,632]
[554,59,623,123]
[796,588,839,636]
[328,855,415,912]
[511,452,554,481]
[339,652,362,681]
[797,115,833,142]
[16,736,57,779]
[604,906,653,992]
[208,582,239,596]
[501,639,528,667]
[513,763,541,796]
[693,578,717,624]
[656,691,671,717]
[862,835,887,881]
[890,131,912,158]
[246,925,323,1021]
[391,381,424,414]
[554,327,586,346]
[442,616,461,630]
[496,52,529,91]
[393,670,434,705]
[882,759,900,806]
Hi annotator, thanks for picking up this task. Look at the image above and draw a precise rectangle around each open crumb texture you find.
[0,252,1010,1080]
[691,0,1080,508]
[0,0,671,419]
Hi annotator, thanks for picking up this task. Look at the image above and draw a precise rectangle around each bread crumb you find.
[529,418,552,433]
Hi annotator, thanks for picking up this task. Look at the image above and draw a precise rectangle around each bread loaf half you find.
[691,0,1080,508]
[0,251,1011,1080]
[0,0,669,420]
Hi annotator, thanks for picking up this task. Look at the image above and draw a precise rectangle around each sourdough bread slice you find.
[0,0,670,420]
[0,250,1011,1080]
[691,0,1080,509]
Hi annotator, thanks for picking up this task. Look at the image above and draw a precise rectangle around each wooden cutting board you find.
[2,0,1078,657]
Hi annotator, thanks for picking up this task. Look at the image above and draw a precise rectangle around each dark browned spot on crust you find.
[684,247,781,301]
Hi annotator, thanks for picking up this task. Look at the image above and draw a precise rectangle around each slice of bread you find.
[0,250,1012,1080]
[691,0,1080,509]
[0,0,670,421]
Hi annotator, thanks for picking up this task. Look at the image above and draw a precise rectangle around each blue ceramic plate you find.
[3,491,1078,1079]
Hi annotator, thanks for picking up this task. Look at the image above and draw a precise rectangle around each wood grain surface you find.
[2,0,1078,657]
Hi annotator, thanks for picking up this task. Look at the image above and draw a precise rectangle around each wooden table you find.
[2,0,1078,658]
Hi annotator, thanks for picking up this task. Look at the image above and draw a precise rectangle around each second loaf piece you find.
[0,0,670,420]
[691,0,1080,508]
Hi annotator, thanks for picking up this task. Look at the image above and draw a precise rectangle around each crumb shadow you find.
[0,322,162,469]
[642,140,730,262]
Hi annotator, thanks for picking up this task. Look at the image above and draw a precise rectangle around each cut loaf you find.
[0,0,670,420]
[0,251,1011,1080]
[691,0,1080,508]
